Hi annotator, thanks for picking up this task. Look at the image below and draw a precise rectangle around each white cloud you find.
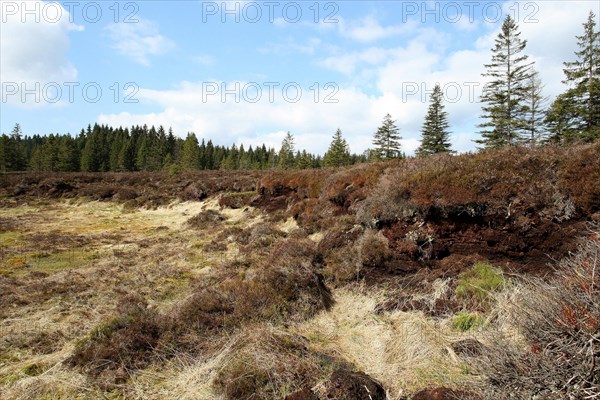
[97,81,381,155]
[193,55,216,66]
[319,47,394,75]
[338,15,416,43]
[259,37,322,56]
[0,0,81,107]
[105,18,174,66]
[513,1,595,97]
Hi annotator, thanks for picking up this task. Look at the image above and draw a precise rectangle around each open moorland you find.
[1,144,599,399]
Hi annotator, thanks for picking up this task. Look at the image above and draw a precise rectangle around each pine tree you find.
[278,131,296,169]
[57,135,79,172]
[324,128,350,167]
[545,93,579,144]
[40,134,59,171]
[181,132,199,169]
[29,147,44,171]
[417,84,452,156]
[477,15,533,147]
[522,68,549,145]
[8,123,27,171]
[118,137,136,171]
[0,134,9,173]
[295,150,313,169]
[80,125,103,172]
[205,140,215,169]
[373,114,402,159]
[221,144,239,170]
[562,11,600,142]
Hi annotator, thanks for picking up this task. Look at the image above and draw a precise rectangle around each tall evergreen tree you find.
[373,114,402,159]
[80,124,103,172]
[57,135,80,172]
[522,68,549,145]
[416,84,452,156]
[8,123,27,171]
[477,15,533,147]
[323,128,350,167]
[546,93,579,144]
[295,150,313,169]
[278,131,296,169]
[118,137,136,171]
[561,10,600,142]
[0,134,9,173]
[221,144,239,170]
[181,132,199,169]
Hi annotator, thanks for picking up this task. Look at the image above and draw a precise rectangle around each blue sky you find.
[1,0,598,154]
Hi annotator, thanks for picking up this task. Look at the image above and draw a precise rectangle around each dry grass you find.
[0,196,265,398]
[294,287,480,398]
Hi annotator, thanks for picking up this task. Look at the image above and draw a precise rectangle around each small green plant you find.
[451,312,485,331]
[22,363,46,376]
[456,262,504,303]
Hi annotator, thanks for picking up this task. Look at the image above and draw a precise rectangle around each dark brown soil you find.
[321,369,387,400]
[409,387,480,400]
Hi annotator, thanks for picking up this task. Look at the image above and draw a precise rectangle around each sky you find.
[0,0,598,155]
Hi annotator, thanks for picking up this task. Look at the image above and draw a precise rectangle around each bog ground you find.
[1,144,599,399]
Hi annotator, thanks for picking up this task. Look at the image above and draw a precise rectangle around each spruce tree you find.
[295,150,313,169]
[57,136,80,172]
[416,84,452,156]
[324,128,350,166]
[562,10,600,142]
[181,132,199,169]
[0,134,9,173]
[8,123,27,171]
[373,114,402,159]
[522,68,549,145]
[545,93,579,144]
[80,126,103,172]
[278,131,296,169]
[477,15,533,147]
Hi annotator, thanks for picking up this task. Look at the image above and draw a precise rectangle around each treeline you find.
[0,123,368,173]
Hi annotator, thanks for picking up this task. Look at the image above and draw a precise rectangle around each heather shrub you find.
[214,327,342,400]
[69,295,163,378]
[357,229,392,268]
[186,209,225,229]
[356,173,417,227]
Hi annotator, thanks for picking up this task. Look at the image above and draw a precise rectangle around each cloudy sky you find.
[0,0,597,154]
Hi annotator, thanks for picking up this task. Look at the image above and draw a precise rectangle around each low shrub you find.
[186,209,225,229]
[218,191,259,209]
[69,296,164,377]
[358,229,393,268]
[323,245,360,285]
[214,327,342,400]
